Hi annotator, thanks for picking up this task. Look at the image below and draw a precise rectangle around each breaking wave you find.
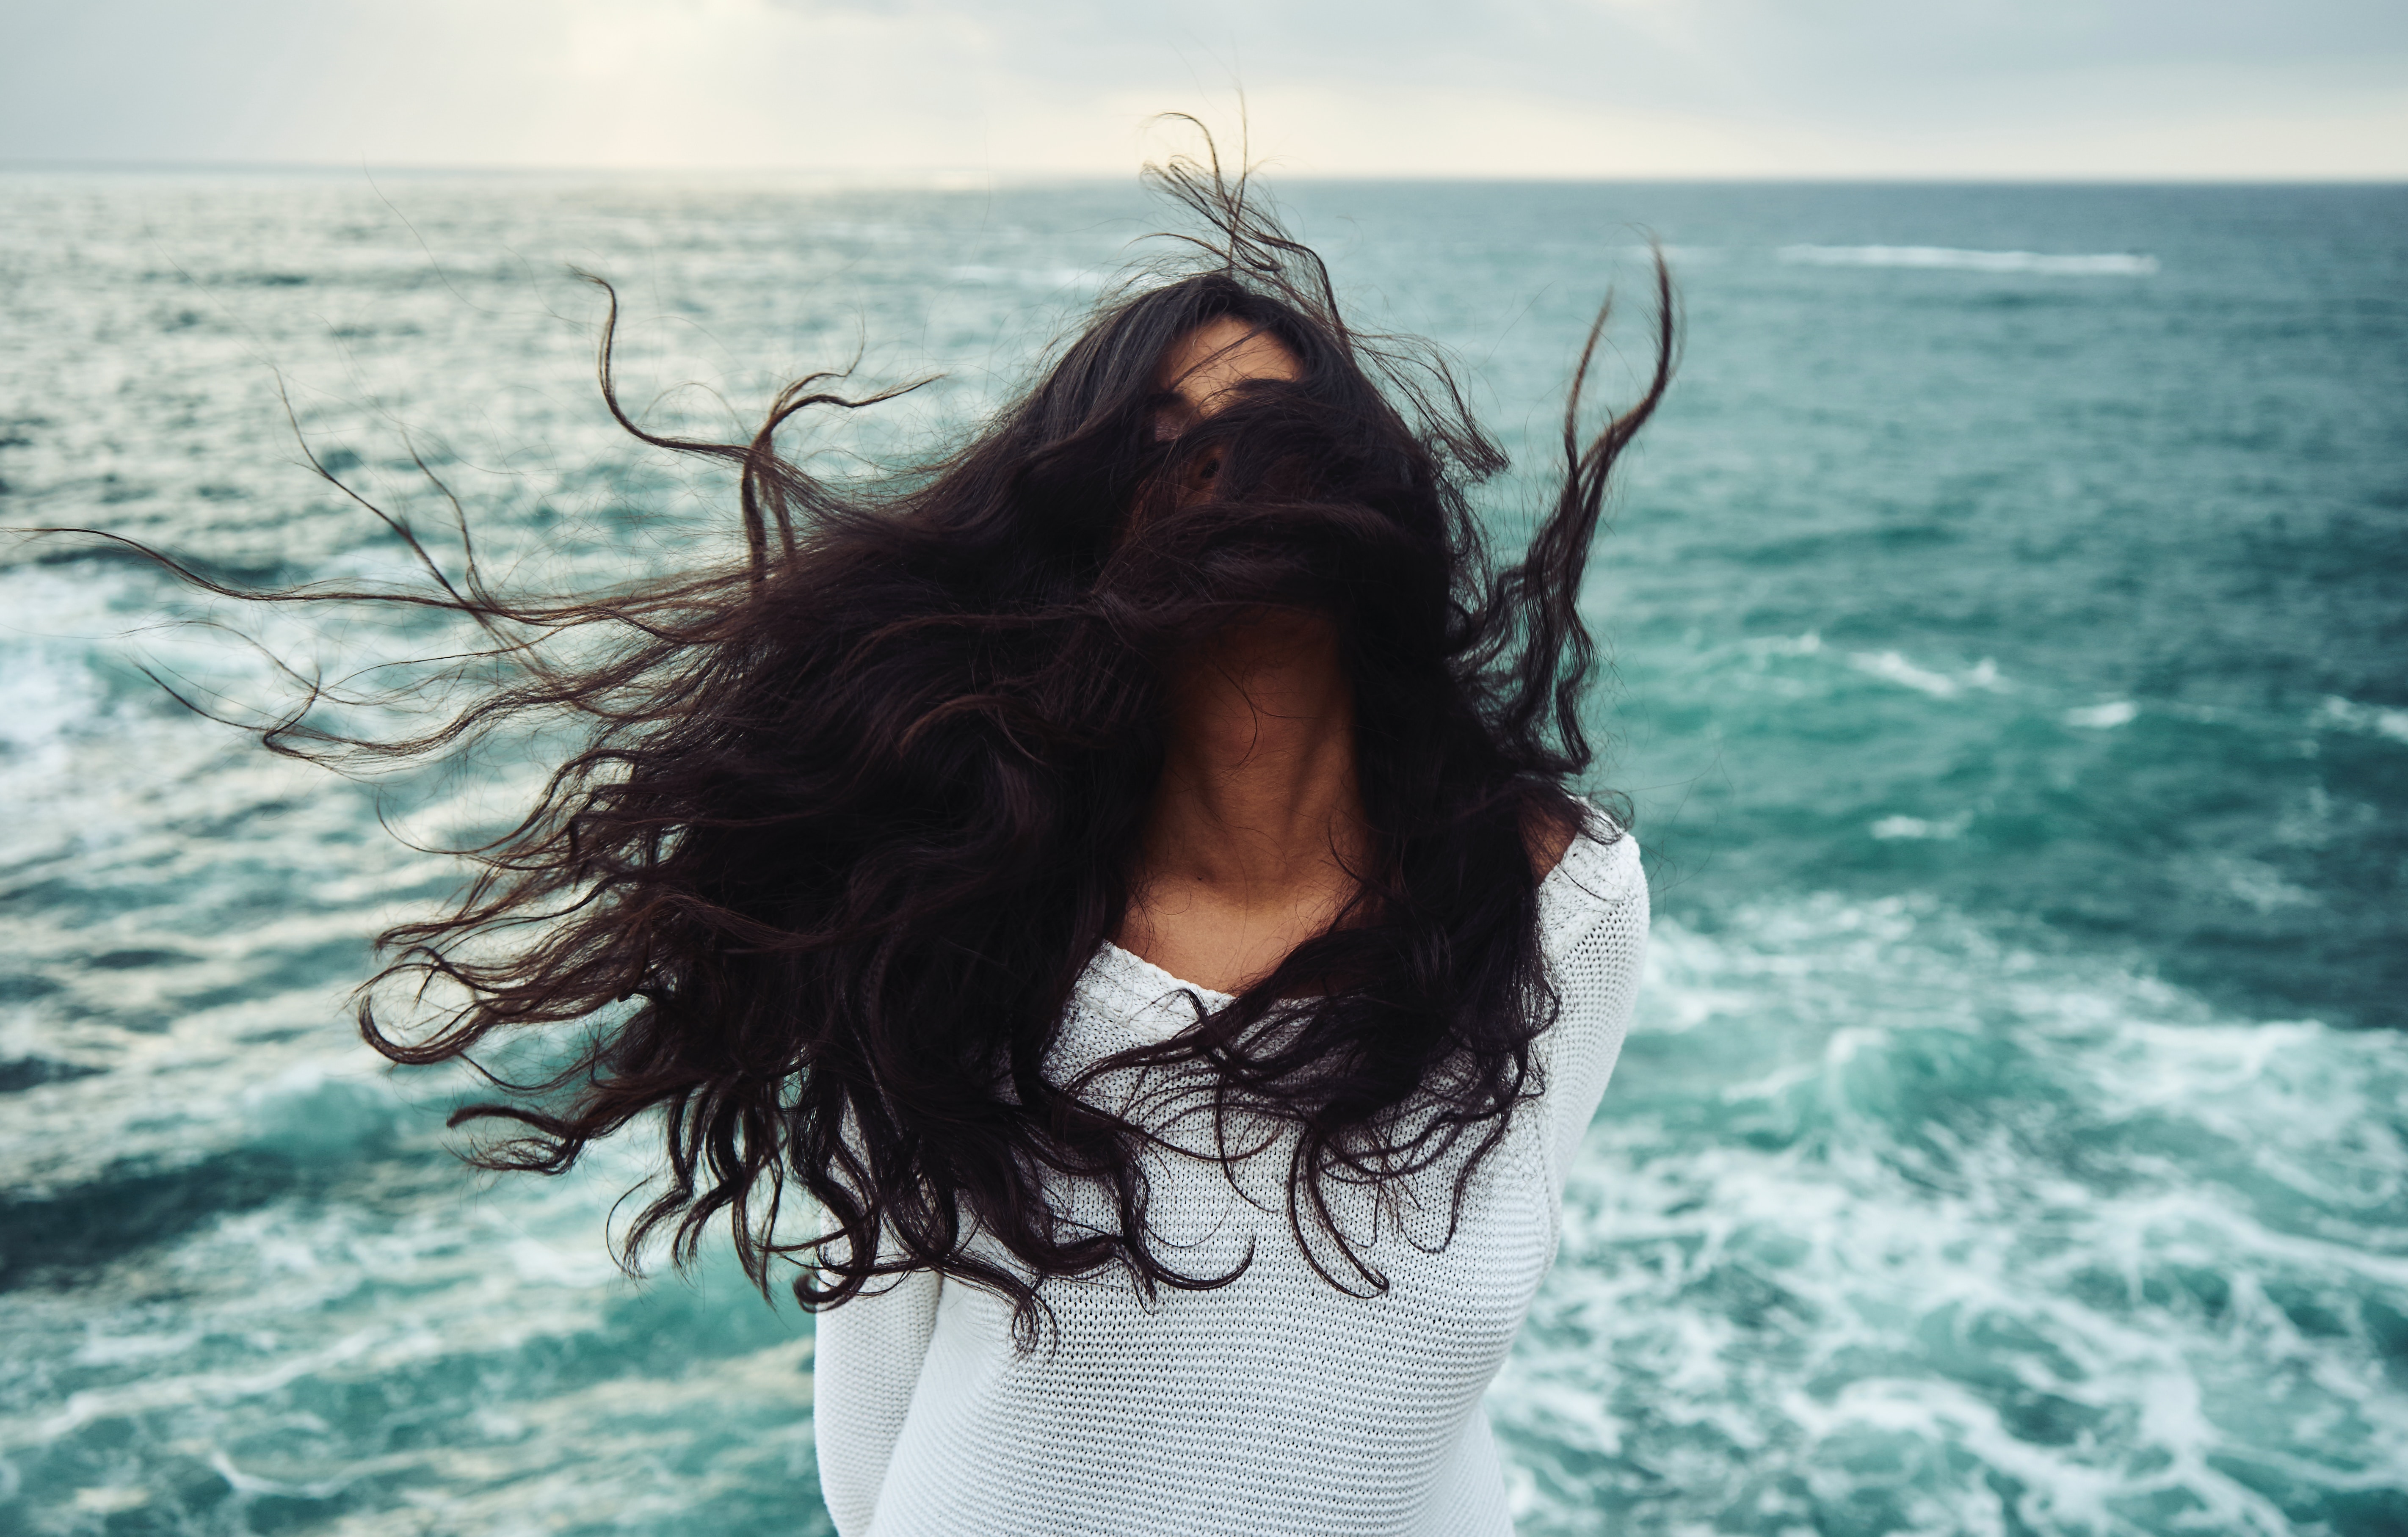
[1780,244,2160,276]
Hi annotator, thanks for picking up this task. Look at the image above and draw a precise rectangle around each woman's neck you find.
[1118,609,1370,992]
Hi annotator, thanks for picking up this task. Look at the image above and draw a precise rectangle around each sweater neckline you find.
[1088,825,1616,1014]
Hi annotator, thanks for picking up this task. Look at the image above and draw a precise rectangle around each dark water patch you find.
[87,947,188,970]
[0,1056,105,1092]
[1872,522,1957,549]
[169,796,334,844]
[0,1096,434,1290]
[2364,1297,2408,1386]
[19,534,300,590]
[0,971,64,1002]
[3,869,287,944]
[1962,289,2098,312]
[0,1149,331,1289]
[2210,1459,2408,1537]
[178,940,373,1012]
[101,941,373,1023]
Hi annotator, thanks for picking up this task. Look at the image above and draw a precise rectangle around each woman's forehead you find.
[1153,316,1303,406]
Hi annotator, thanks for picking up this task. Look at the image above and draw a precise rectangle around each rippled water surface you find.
[3,172,2405,1535]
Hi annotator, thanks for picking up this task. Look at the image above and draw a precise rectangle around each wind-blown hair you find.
[47,148,1674,1344]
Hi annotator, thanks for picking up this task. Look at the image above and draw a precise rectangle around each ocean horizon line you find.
[3,157,2404,189]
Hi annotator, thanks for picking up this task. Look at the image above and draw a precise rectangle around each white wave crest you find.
[2315,695,2408,745]
[1850,649,2005,698]
[1494,895,2408,1537]
[1781,244,2160,276]
[1870,813,1971,841]
[2066,700,2140,728]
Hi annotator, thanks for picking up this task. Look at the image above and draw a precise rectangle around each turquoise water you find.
[2,172,2404,1535]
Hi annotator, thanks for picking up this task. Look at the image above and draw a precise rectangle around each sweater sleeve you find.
[813,1265,942,1537]
[1539,831,1649,1198]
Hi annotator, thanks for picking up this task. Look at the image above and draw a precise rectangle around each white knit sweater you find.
[813,828,1647,1537]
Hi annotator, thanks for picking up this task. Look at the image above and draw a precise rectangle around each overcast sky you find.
[5,0,2404,179]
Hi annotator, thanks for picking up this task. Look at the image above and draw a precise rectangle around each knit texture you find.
[813,828,1648,1536]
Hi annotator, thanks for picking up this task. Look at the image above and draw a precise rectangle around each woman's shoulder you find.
[1535,803,1646,948]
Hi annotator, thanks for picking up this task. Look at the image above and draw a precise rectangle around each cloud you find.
[2,0,2402,177]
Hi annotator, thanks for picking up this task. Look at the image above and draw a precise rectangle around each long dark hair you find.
[38,145,1673,1343]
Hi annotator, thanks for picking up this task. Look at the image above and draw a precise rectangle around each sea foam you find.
[1492,896,2408,1536]
[1780,245,2160,276]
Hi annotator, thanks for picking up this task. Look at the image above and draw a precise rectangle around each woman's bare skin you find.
[1117,318,1570,993]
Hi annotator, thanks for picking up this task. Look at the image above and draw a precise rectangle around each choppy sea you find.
[2,171,2404,1536]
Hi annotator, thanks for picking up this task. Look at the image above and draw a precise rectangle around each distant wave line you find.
[1779,244,2160,276]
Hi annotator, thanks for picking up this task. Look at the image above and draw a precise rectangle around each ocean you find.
[2,171,2403,1535]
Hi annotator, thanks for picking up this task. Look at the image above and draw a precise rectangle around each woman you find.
[83,152,1669,1534]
